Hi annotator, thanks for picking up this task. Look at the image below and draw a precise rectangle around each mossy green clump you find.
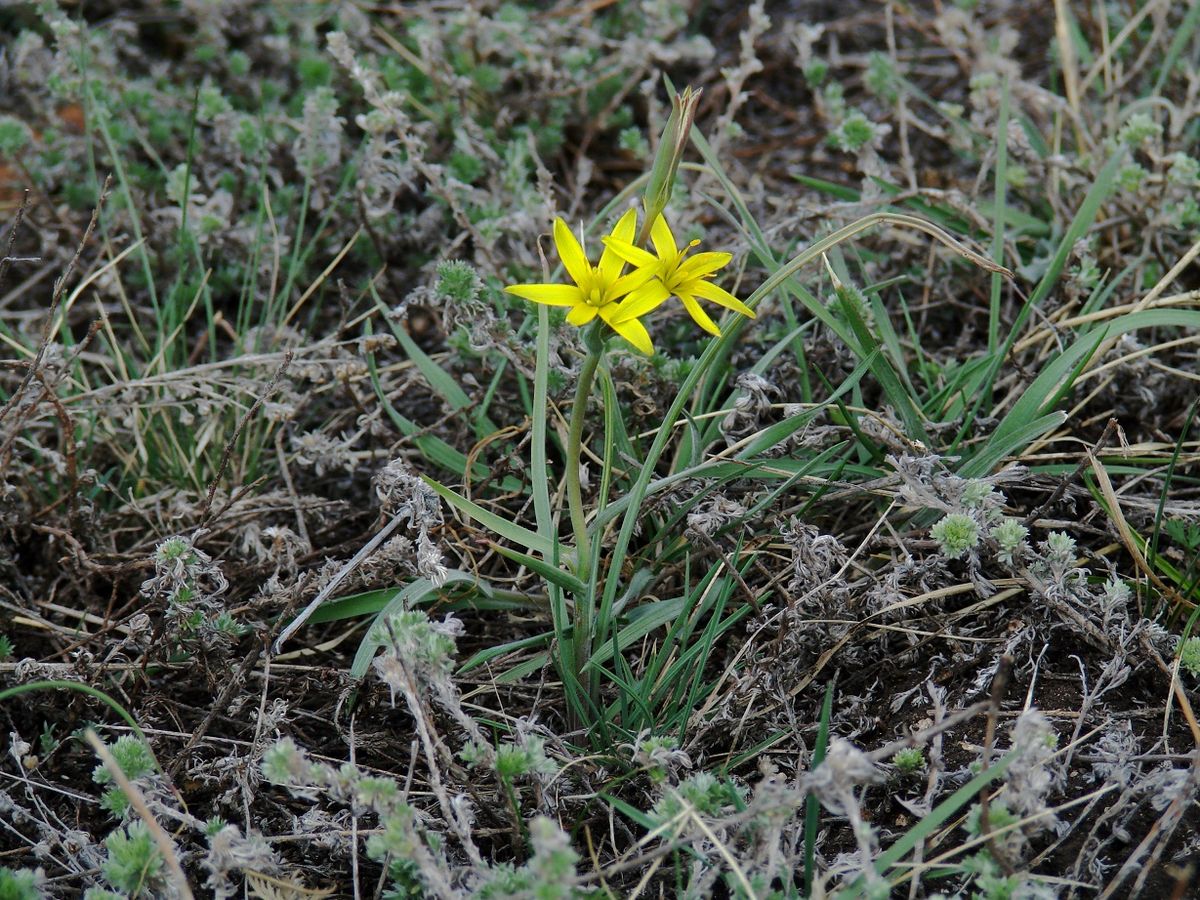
[932,513,979,559]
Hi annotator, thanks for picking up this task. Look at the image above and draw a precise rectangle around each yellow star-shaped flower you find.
[505,209,670,355]
[603,214,755,336]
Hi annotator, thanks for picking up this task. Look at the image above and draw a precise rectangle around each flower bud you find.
[640,85,701,244]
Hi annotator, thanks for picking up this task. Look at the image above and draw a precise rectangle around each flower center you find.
[584,269,607,306]
[663,240,702,286]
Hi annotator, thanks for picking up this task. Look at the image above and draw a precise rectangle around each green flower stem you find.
[566,323,605,663]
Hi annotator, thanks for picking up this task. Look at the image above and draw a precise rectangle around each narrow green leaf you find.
[531,303,553,538]
[423,475,556,557]
[459,634,551,676]
[583,597,687,672]
[959,412,1067,480]
[988,75,1010,353]
[490,543,586,595]
[372,282,483,421]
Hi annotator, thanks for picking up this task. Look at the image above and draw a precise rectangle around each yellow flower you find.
[505,209,669,355]
[603,214,755,336]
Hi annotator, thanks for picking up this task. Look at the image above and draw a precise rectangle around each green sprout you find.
[931,513,979,559]
[892,747,925,775]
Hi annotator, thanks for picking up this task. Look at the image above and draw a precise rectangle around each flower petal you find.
[679,292,721,336]
[552,217,592,287]
[601,235,658,269]
[611,280,670,323]
[607,314,655,355]
[598,208,639,283]
[609,264,658,300]
[505,283,581,307]
[566,303,599,326]
[675,251,733,282]
[689,279,756,318]
[650,214,678,262]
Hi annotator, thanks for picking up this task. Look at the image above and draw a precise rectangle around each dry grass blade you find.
[245,871,335,900]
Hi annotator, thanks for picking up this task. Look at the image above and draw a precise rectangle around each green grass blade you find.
[372,282,497,437]
[582,597,687,672]
[422,475,555,557]
[959,412,1067,480]
[949,148,1125,455]
[531,303,554,538]
[1153,0,1200,94]
[459,633,551,675]
[0,681,146,743]
[988,75,1010,353]
[490,543,587,595]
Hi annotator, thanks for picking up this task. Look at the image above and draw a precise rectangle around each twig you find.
[272,509,410,654]
[0,189,34,295]
[0,176,109,431]
[1021,418,1116,529]
[977,655,1014,876]
[689,528,761,613]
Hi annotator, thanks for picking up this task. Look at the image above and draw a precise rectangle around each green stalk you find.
[566,323,606,668]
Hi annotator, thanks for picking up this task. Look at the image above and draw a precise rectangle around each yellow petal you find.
[567,303,599,326]
[689,279,756,318]
[609,264,658,300]
[607,313,655,355]
[505,283,581,307]
[598,208,639,283]
[601,235,658,269]
[650,214,678,262]
[679,292,721,336]
[552,217,592,287]
[675,251,732,281]
[611,280,670,323]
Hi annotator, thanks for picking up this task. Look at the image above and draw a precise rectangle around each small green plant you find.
[202,816,227,837]
[0,634,14,662]
[494,738,557,783]
[0,116,32,158]
[435,259,482,304]
[932,513,979,559]
[474,818,584,899]
[0,867,41,900]
[990,517,1029,565]
[1117,112,1161,147]
[651,772,747,823]
[1178,636,1200,676]
[961,480,998,510]
[92,823,165,898]
[827,110,879,152]
[892,747,925,775]
[864,51,899,103]
[803,58,829,87]
[617,126,649,158]
[92,736,156,818]
[1163,517,1200,551]
[1043,530,1077,562]
[264,736,584,896]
